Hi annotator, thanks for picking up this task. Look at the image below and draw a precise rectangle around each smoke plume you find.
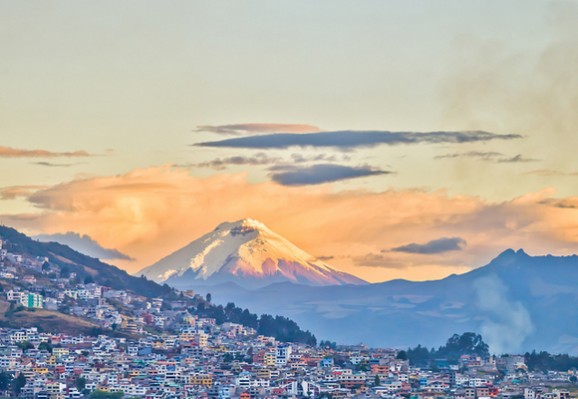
[474,275,534,354]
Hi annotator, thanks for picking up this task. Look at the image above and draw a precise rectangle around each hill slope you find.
[0,225,171,298]
[139,218,366,289]
[192,249,578,354]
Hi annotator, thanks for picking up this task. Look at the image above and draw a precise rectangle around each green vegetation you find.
[0,372,12,392]
[0,225,170,298]
[38,341,53,353]
[15,341,34,351]
[319,340,337,349]
[90,390,124,399]
[194,300,317,346]
[525,351,578,372]
[13,374,26,396]
[76,377,87,391]
[406,332,489,367]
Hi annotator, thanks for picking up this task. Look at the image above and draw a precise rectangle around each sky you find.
[1,0,578,283]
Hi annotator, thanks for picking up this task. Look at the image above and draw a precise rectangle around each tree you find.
[42,261,51,271]
[440,332,489,361]
[76,377,87,391]
[396,350,408,360]
[206,293,212,303]
[320,340,337,350]
[0,371,12,391]
[60,266,71,278]
[90,390,124,399]
[13,373,26,395]
[38,341,53,354]
[84,275,95,284]
[406,332,490,367]
[16,341,34,351]
[374,375,381,386]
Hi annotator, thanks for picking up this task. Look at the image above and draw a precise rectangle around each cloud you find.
[439,3,578,178]
[270,164,390,186]
[317,255,335,261]
[32,161,83,168]
[497,154,539,163]
[435,151,504,161]
[182,153,282,170]
[195,123,321,136]
[179,153,352,171]
[0,185,47,200]
[195,130,521,150]
[0,146,91,158]
[290,153,350,163]
[352,253,409,269]
[436,151,538,163]
[391,237,468,254]
[3,166,578,282]
[525,169,578,177]
[539,198,578,209]
[34,232,133,261]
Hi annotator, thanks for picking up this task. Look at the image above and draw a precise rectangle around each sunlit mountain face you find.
[138,218,366,289]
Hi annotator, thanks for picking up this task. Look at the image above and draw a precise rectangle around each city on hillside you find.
[1,231,578,399]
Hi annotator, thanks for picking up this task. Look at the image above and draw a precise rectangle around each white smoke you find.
[473,275,534,354]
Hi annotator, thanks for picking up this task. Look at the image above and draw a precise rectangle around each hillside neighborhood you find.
[1,234,578,399]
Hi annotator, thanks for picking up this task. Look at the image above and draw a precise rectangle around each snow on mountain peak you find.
[218,218,269,230]
[138,218,366,289]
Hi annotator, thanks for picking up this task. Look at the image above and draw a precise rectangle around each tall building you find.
[21,293,43,309]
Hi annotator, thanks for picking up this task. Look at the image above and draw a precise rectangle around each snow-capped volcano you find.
[137,218,366,289]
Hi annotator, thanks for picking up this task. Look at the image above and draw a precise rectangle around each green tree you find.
[90,390,124,399]
[76,377,87,391]
[60,266,71,278]
[13,373,26,395]
[38,341,53,353]
[0,371,13,391]
[16,341,34,351]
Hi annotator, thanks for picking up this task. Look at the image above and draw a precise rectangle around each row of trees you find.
[402,333,578,372]
[319,340,338,349]
[402,332,490,367]
[194,298,317,346]
[524,351,578,372]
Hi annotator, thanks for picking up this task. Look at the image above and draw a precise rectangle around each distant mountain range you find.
[189,248,578,355]
[8,221,578,354]
[137,219,578,354]
[0,225,318,344]
[138,218,366,289]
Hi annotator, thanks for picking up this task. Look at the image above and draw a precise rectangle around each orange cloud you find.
[3,166,578,282]
[0,185,47,200]
[0,146,91,158]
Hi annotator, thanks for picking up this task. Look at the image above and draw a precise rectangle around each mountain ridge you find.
[190,248,578,354]
[138,218,366,289]
[0,225,171,298]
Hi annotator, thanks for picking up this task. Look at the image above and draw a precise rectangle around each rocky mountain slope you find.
[139,218,366,289]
